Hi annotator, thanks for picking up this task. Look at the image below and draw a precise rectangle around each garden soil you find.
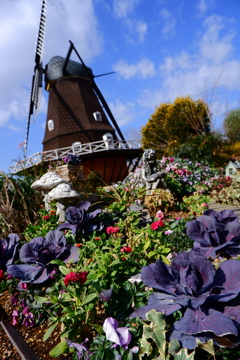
[0,291,71,360]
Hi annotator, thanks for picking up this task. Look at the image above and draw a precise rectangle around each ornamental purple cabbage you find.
[187,209,240,258]
[7,230,79,284]
[0,233,20,271]
[131,251,240,349]
[57,201,101,235]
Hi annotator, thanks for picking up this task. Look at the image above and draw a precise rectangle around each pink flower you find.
[120,246,132,253]
[106,226,120,235]
[150,220,165,230]
[12,310,19,326]
[201,203,208,207]
[64,271,88,286]
[19,282,28,290]
[165,230,173,235]
[0,269,4,280]
[156,210,164,219]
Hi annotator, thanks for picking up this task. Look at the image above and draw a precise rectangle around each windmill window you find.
[48,119,54,131]
[93,111,102,121]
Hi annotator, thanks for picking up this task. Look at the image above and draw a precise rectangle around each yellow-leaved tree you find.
[141,96,211,157]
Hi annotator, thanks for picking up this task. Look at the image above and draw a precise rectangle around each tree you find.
[174,132,227,167]
[224,109,240,144]
[141,96,211,156]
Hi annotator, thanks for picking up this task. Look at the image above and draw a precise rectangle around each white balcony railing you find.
[9,139,141,174]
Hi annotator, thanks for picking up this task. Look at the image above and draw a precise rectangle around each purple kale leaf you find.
[57,201,102,235]
[131,252,240,349]
[0,233,20,271]
[7,230,79,284]
[187,210,240,258]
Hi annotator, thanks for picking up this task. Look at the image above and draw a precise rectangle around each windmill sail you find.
[24,0,47,152]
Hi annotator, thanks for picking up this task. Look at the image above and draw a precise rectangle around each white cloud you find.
[0,0,103,131]
[138,15,240,129]
[135,20,148,43]
[109,100,135,126]
[196,0,216,16]
[113,58,156,79]
[112,0,140,19]
[200,15,235,64]
[123,18,148,44]
[159,9,177,37]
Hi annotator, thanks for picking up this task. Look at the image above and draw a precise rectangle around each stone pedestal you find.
[55,164,84,182]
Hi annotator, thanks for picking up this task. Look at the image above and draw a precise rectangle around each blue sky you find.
[0,0,240,173]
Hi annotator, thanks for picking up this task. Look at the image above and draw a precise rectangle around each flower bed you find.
[0,158,240,359]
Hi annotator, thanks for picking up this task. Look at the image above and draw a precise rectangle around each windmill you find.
[16,0,141,184]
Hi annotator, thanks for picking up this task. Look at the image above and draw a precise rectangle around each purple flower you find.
[11,293,19,305]
[99,289,112,302]
[187,210,240,258]
[7,230,79,284]
[103,317,131,350]
[131,252,240,349]
[65,338,91,360]
[12,310,19,326]
[0,233,19,271]
[22,311,35,327]
[57,201,102,235]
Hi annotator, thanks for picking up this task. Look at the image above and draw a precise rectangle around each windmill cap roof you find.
[46,56,93,81]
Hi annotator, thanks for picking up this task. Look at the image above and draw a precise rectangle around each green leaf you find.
[173,348,195,360]
[122,349,133,360]
[196,339,215,356]
[82,292,99,306]
[49,340,69,357]
[50,259,66,266]
[59,266,69,275]
[143,240,151,251]
[34,296,48,304]
[43,322,58,341]
[140,338,152,355]
[147,251,158,258]
[90,323,103,333]
[168,339,181,355]
[145,310,167,356]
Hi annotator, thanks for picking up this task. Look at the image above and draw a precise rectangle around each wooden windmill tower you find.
[11,0,141,183]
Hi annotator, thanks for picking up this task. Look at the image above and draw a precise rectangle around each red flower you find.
[75,243,83,248]
[0,269,4,280]
[95,237,101,241]
[64,271,88,286]
[106,226,120,235]
[150,220,165,230]
[120,246,132,253]
[43,215,50,220]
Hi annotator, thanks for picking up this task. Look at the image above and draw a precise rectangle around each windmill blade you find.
[24,0,47,152]
[68,41,126,142]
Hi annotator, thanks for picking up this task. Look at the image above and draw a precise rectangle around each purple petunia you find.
[103,317,132,350]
